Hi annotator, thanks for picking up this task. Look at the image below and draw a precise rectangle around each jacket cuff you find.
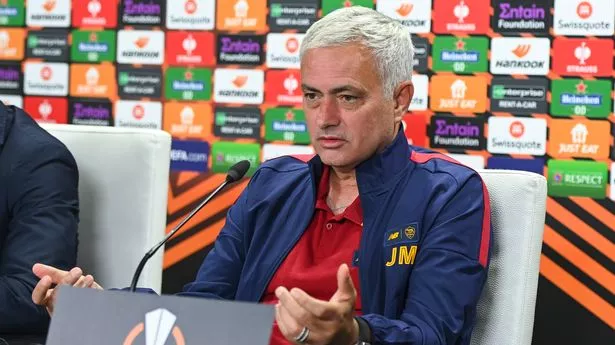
[354,316,373,344]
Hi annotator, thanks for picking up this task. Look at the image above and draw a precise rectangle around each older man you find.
[32,7,491,345]
[0,103,79,334]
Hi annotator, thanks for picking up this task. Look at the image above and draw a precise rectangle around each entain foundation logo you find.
[492,1,551,34]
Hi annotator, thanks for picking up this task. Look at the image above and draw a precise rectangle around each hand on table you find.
[31,263,103,315]
[275,264,360,345]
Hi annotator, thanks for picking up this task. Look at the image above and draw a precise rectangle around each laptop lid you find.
[46,286,274,345]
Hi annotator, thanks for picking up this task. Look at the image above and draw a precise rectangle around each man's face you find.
[301,44,404,171]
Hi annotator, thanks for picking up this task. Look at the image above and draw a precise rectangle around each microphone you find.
[129,160,251,292]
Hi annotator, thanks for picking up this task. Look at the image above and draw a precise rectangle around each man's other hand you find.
[31,263,102,315]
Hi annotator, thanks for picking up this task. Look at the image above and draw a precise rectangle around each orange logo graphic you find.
[134,37,149,49]
[429,75,487,113]
[576,1,592,19]
[548,119,610,159]
[43,0,56,12]
[0,28,25,60]
[123,308,185,345]
[163,103,212,139]
[512,44,531,58]
[396,3,414,16]
[216,0,267,31]
[232,75,248,88]
[70,64,116,98]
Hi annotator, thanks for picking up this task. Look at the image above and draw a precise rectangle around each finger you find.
[32,263,70,283]
[73,275,93,288]
[290,287,334,319]
[276,287,312,325]
[60,267,83,286]
[277,301,305,343]
[32,276,53,305]
[330,264,356,303]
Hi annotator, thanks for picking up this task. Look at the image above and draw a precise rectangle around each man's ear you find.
[393,81,414,122]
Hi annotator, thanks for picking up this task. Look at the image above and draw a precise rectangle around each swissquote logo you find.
[490,37,550,75]
[123,308,185,345]
[166,0,215,30]
[554,0,614,36]
[266,33,304,69]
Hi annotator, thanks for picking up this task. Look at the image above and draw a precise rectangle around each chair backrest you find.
[41,124,171,292]
[471,169,547,345]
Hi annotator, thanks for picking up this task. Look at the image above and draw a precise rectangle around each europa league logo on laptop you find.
[123,308,186,345]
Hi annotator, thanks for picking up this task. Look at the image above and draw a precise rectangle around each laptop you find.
[46,286,274,345]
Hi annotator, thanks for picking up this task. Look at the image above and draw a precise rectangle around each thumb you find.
[330,264,356,303]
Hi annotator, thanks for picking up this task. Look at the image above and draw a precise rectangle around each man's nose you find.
[317,97,341,128]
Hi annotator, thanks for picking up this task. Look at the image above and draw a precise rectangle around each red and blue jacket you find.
[180,129,492,345]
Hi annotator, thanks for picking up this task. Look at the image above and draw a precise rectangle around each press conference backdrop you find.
[0,0,613,343]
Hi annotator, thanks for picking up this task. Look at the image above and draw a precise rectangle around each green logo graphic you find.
[547,160,608,198]
[70,30,116,63]
[211,142,260,176]
[118,72,129,86]
[0,0,25,26]
[215,112,226,126]
[550,79,611,118]
[321,0,373,16]
[432,37,489,74]
[27,35,38,48]
[492,85,506,99]
[270,3,283,17]
[165,67,212,101]
[265,108,310,144]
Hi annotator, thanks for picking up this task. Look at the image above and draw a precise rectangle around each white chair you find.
[471,169,547,345]
[41,124,171,293]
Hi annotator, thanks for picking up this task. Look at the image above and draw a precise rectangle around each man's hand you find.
[31,263,103,315]
[275,264,360,345]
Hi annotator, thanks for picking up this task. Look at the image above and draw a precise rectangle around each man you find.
[32,7,491,345]
[0,103,79,334]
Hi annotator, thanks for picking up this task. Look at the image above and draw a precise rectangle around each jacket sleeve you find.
[177,174,253,300]
[0,144,79,334]
[361,173,491,345]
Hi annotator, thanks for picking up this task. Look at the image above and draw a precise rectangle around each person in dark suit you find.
[0,103,79,334]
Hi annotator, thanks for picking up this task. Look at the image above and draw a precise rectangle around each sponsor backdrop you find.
[1,0,613,343]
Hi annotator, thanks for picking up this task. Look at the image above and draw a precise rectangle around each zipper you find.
[254,176,317,301]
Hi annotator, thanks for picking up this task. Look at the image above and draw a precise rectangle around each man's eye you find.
[304,93,318,100]
[341,95,358,103]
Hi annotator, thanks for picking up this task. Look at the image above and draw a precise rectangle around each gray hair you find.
[300,6,414,98]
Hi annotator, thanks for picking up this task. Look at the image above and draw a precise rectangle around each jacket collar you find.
[308,128,411,193]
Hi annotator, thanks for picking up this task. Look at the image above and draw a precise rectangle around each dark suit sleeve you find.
[0,143,79,334]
